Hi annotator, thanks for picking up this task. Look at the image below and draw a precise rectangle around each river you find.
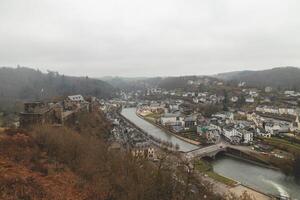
[121,107,300,199]
[121,107,198,152]
[212,155,300,199]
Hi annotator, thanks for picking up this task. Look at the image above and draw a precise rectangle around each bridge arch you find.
[186,144,228,159]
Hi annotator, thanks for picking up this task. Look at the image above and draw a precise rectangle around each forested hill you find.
[101,76,219,91]
[0,66,115,105]
[216,67,300,90]
[101,76,162,91]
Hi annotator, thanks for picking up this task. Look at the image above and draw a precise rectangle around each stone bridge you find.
[185,142,228,159]
[185,142,257,160]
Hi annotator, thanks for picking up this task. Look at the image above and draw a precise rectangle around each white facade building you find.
[160,113,184,126]
[245,97,255,103]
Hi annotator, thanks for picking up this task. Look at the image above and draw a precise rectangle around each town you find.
[117,77,300,154]
[2,1,300,199]
[16,75,300,199]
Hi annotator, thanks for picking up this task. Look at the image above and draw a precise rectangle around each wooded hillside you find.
[0,66,115,113]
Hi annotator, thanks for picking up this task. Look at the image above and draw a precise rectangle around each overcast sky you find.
[0,0,299,77]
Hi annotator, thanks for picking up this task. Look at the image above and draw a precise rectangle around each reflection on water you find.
[212,156,300,199]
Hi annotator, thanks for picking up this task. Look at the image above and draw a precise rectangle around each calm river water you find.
[121,107,198,152]
[212,156,300,199]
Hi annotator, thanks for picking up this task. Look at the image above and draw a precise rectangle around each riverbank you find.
[195,159,273,200]
[121,107,198,152]
[194,159,238,186]
[212,155,300,199]
[118,109,177,151]
[224,149,280,171]
[136,110,201,146]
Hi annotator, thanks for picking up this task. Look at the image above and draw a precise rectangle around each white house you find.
[169,104,180,112]
[238,82,246,87]
[245,97,254,103]
[223,128,242,139]
[265,86,272,93]
[256,128,271,138]
[284,91,295,96]
[198,92,208,97]
[193,98,199,103]
[231,96,238,103]
[187,80,194,85]
[64,94,89,110]
[66,94,85,103]
[264,120,291,135]
[240,130,253,144]
[160,113,184,126]
[257,106,297,116]
[249,90,259,97]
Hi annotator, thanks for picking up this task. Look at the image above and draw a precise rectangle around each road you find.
[186,142,227,159]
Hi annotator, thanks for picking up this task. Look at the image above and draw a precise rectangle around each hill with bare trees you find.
[0,111,251,200]
[0,66,115,114]
[216,67,300,90]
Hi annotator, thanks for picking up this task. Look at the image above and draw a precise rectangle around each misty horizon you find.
[1,65,299,79]
[1,0,300,77]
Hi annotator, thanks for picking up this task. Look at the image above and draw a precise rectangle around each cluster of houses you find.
[196,124,220,144]
[284,90,300,97]
[223,126,253,144]
[19,94,101,128]
[247,112,300,135]
[138,101,198,131]
[256,106,299,116]
[136,97,300,146]
[160,113,198,132]
[138,101,254,145]
[144,85,260,106]
[192,93,224,104]
[119,81,300,149]
[197,109,300,145]
[242,89,259,103]
[162,103,255,144]
[197,113,254,145]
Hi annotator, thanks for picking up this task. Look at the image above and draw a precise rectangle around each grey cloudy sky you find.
[0,0,300,77]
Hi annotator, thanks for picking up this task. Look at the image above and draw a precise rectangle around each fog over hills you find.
[1,65,300,111]
[216,66,300,90]
[0,66,115,113]
[102,66,300,91]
